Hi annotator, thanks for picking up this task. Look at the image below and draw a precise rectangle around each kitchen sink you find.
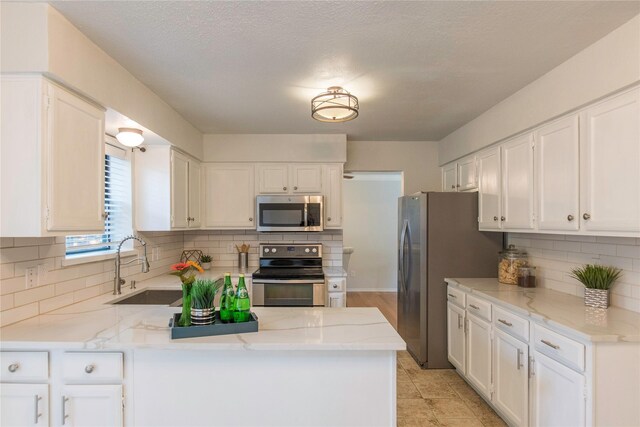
[110,289,183,306]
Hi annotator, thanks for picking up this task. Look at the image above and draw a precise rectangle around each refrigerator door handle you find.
[405,221,412,285]
[399,219,409,292]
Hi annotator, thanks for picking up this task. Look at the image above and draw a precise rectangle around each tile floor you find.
[396,351,507,427]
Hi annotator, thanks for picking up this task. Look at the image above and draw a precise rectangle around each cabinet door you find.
[170,151,189,229]
[61,385,122,427]
[581,88,640,233]
[478,147,502,229]
[457,156,477,192]
[323,164,343,228]
[442,163,457,192]
[531,350,585,427]
[447,302,466,373]
[290,164,322,193]
[46,83,105,232]
[188,160,201,228]
[493,329,528,427]
[535,115,580,231]
[327,292,345,308]
[466,312,492,399]
[1,383,49,426]
[257,164,289,194]
[203,164,255,228]
[501,134,534,230]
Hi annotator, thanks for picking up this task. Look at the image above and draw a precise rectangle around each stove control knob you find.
[312,248,318,253]
[264,248,269,253]
[271,248,277,253]
[305,248,310,253]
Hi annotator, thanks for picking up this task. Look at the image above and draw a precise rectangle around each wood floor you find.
[347,291,397,328]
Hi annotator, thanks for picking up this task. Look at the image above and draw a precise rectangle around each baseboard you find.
[347,288,397,292]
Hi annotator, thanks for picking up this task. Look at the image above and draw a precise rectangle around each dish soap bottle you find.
[219,273,235,323]
[233,274,251,323]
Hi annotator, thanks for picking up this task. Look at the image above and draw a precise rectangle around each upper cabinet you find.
[441,155,477,192]
[134,146,201,231]
[581,89,640,233]
[477,147,502,230]
[1,75,106,237]
[501,133,534,230]
[323,164,343,228]
[256,164,322,194]
[535,115,580,231]
[203,164,255,229]
[442,163,457,192]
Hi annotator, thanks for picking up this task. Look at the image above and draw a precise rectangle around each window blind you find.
[66,151,132,256]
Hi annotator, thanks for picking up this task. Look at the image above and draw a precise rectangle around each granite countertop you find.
[446,278,640,343]
[0,273,401,351]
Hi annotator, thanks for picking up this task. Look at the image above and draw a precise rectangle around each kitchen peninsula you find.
[0,273,404,427]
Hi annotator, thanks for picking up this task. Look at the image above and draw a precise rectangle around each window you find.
[65,142,133,256]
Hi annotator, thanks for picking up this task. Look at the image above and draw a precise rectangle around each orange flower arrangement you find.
[169,260,204,327]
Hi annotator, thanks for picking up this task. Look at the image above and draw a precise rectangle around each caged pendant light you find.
[311,86,359,123]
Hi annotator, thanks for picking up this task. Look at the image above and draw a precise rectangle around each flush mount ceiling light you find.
[311,86,359,123]
[116,128,144,147]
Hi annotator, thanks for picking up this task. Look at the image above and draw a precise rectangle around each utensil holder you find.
[238,252,248,270]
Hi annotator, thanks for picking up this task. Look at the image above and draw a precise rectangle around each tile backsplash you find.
[183,229,343,268]
[0,231,184,327]
[507,233,640,313]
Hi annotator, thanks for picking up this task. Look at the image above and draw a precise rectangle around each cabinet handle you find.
[332,284,338,289]
[62,396,69,425]
[516,349,523,370]
[34,395,42,423]
[498,319,513,327]
[541,339,560,350]
[501,216,505,221]
[249,217,253,222]
[448,293,456,299]
[583,213,591,220]
[294,186,298,190]
[451,185,455,189]
[567,214,574,221]
[456,184,460,188]
[327,217,332,222]
[469,304,480,310]
[8,363,19,372]
[102,212,109,219]
[493,216,498,221]
[283,187,287,191]
[457,314,462,329]
[85,364,95,373]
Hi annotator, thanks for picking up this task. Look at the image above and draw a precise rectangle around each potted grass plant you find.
[190,279,221,325]
[570,264,622,309]
[200,254,212,270]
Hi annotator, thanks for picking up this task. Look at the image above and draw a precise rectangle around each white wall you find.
[0,3,203,158]
[438,14,640,164]
[203,134,346,163]
[345,140,440,195]
[342,173,402,291]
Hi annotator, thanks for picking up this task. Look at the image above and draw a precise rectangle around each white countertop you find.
[0,273,402,351]
[446,278,640,343]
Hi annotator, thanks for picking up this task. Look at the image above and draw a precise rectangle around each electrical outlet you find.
[25,267,37,289]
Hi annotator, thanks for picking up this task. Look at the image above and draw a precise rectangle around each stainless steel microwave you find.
[256,195,323,232]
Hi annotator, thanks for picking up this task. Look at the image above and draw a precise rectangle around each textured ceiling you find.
[50,1,639,141]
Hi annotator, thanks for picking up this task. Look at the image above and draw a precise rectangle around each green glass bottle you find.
[219,273,235,323]
[233,274,251,323]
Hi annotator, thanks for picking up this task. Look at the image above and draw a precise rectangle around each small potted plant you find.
[200,254,212,270]
[190,279,221,325]
[570,264,622,309]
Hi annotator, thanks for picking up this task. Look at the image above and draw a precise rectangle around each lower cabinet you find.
[466,313,492,399]
[1,383,49,426]
[60,385,123,427]
[531,350,586,427]
[446,302,466,373]
[493,328,529,426]
[326,278,347,308]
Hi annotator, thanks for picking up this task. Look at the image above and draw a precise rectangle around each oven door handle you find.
[252,279,325,284]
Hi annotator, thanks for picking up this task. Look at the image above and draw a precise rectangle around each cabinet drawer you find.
[447,286,466,308]
[327,278,346,292]
[493,306,529,342]
[0,351,49,382]
[533,324,585,372]
[63,352,123,383]
[466,295,491,321]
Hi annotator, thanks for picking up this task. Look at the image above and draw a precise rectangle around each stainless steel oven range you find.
[252,244,325,307]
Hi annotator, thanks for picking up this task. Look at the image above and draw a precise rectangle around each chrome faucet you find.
[113,235,151,295]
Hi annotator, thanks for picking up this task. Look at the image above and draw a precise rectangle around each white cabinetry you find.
[501,134,534,230]
[531,350,585,427]
[581,88,640,233]
[60,385,123,427]
[465,312,492,399]
[257,164,323,194]
[203,164,255,228]
[535,115,580,231]
[323,164,343,228]
[446,302,466,373]
[493,328,528,426]
[1,384,49,426]
[1,75,106,237]
[442,163,457,192]
[441,156,477,192]
[326,278,346,308]
[477,147,502,230]
[134,147,201,230]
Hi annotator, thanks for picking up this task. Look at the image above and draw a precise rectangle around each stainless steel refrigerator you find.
[397,192,503,368]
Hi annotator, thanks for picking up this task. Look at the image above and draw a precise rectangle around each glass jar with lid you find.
[498,245,528,285]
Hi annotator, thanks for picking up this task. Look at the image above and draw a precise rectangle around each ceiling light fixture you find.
[311,86,359,123]
[116,128,144,147]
